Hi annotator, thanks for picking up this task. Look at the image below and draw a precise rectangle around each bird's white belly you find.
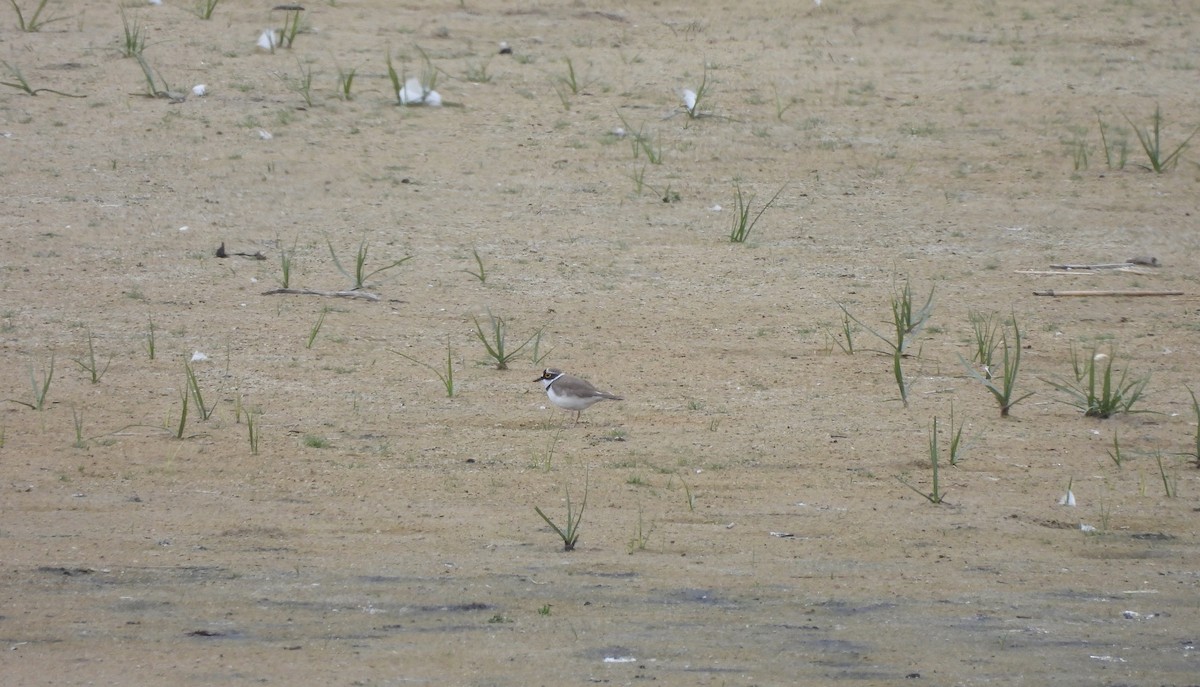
[547,387,602,411]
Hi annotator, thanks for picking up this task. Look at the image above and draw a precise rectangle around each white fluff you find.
[256,29,279,51]
[148,0,162,5]
[190,351,209,363]
[1058,490,1076,507]
[258,129,273,140]
[681,88,697,113]
[398,77,442,107]
[192,84,207,97]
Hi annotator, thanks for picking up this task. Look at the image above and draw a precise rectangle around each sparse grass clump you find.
[276,59,314,107]
[393,337,456,397]
[534,472,588,551]
[274,5,304,49]
[306,307,328,349]
[335,61,357,100]
[144,316,157,360]
[728,181,786,243]
[118,8,146,58]
[681,65,711,118]
[194,0,221,20]
[472,310,545,370]
[8,0,64,32]
[18,353,55,411]
[968,309,1002,369]
[72,328,111,384]
[247,410,261,455]
[278,240,296,288]
[463,247,487,283]
[838,276,934,406]
[328,237,412,291]
[1186,387,1200,468]
[960,312,1032,417]
[899,409,963,504]
[303,434,329,448]
[1043,346,1149,418]
[1123,104,1198,173]
[184,362,215,421]
[1,60,85,97]
[134,53,178,100]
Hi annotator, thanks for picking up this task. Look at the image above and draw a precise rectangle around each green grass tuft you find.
[534,471,588,551]
[1123,104,1198,173]
[1043,346,1149,418]
[472,310,545,370]
[728,181,786,243]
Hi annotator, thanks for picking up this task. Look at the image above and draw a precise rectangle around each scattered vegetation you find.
[274,4,304,49]
[838,277,934,406]
[174,384,190,439]
[960,313,1033,417]
[1043,346,1149,418]
[627,504,654,554]
[1096,112,1129,170]
[185,362,215,421]
[556,57,583,95]
[1122,104,1198,173]
[71,406,86,449]
[1107,431,1125,468]
[9,354,55,411]
[393,337,456,398]
[118,8,146,58]
[897,415,949,504]
[463,59,492,83]
[827,311,857,355]
[1155,454,1177,497]
[144,316,157,360]
[306,307,328,349]
[534,472,588,551]
[276,59,315,107]
[681,66,711,118]
[7,0,64,32]
[728,181,786,243]
[334,61,357,100]
[247,410,261,455]
[72,328,111,384]
[133,53,178,100]
[676,472,696,511]
[945,402,967,466]
[194,0,221,20]
[1,60,85,97]
[968,309,1002,370]
[1186,387,1200,468]
[327,237,412,291]
[463,247,487,283]
[278,240,296,288]
[472,310,545,370]
[616,112,663,165]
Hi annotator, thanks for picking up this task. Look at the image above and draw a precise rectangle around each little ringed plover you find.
[535,368,623,423]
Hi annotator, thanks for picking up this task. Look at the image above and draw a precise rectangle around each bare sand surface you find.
[2,1,1198,685]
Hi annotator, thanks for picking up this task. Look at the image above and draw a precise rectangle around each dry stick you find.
[262,288,380,302]
[1049,263,1145,270]
[1016,269,1153,276]
[1033,290,1183,297]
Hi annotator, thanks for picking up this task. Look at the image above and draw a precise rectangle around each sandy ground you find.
[2,0,1199,685]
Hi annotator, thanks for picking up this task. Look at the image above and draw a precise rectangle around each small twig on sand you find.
[215,243,266,260]
[1050,263,1143,270]
[1016,269,1152,276]
[1048,257,1160,270]
[262,288,381,302]
[1033,290,1183,297]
